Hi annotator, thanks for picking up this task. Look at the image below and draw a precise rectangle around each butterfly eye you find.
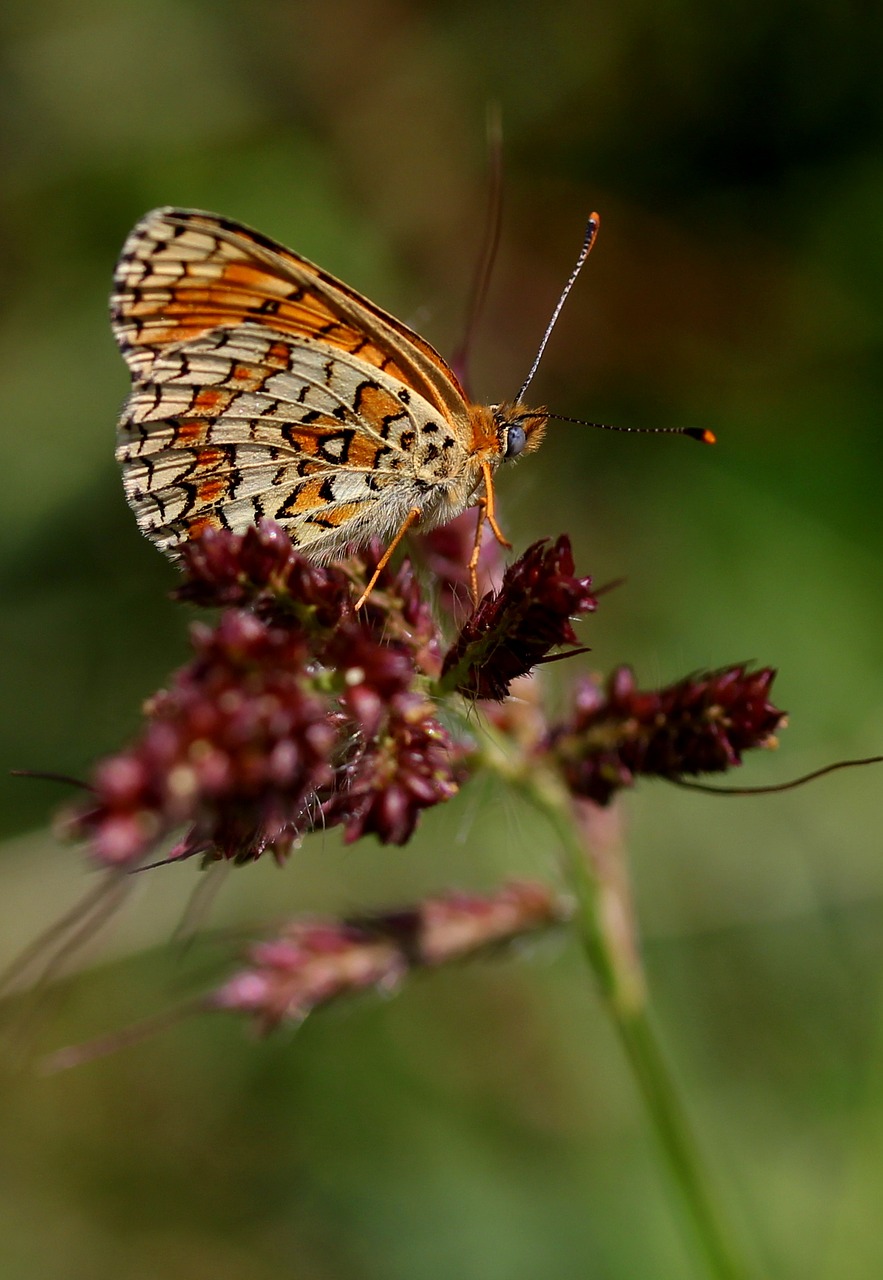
[504,423,527,460]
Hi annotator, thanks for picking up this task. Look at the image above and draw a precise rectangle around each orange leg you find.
[465,462,512,605]
[467,499,487,605]
[480,459,511,551]
[353,507,421,611]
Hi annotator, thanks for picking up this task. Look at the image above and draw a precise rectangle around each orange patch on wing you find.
[266,340,293,368]
[357,382,408,421]
[193,387,228,413]
[175,418,209,445]
[222,263,292,294]
[286,478,331,511]
[316,501,365,527]
[348,435,384,468]
[253,297,400,372]
[287,417,351,454]
[130,278,414,388]
[127,292,172,316]
[195,447,226,469]
[135,315,234,345]
[185,515,218,541]
[197,476,229,504]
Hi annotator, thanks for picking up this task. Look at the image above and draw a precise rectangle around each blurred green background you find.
[2,2,883,1277]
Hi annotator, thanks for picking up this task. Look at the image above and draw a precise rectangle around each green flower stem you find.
[526,770,752,1280]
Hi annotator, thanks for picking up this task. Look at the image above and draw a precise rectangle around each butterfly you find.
[111,207,565,606]
[112,208,709,606]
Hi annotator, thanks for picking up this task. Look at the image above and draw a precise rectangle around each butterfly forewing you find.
[112,208,470,419]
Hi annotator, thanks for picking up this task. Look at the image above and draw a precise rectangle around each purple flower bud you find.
[176,520,354,627]
[324,694,461,846]
[441,536,597,700]
[549,664,786,804]
[66,611,338,865]
[211,881,566,1033]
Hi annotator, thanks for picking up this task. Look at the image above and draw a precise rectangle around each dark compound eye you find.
[504,423,527,459]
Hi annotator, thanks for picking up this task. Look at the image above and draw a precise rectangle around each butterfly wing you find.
[113,208,475,422]
[117,318,478,557]
[112,208,478,556]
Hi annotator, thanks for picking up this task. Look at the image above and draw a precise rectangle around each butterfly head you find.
[491,403,548,462]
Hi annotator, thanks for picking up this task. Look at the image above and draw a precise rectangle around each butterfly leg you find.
[353,507,422,611]
[467,500,488,604]
[480,459,511,551]
[466,462,513,603]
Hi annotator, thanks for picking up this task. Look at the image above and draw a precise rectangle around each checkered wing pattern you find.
[112,208,479,557]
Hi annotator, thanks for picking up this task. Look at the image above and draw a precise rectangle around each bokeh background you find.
[2,3,883,1277]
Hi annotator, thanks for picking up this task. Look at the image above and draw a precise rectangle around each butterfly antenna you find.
[515,212,600,405]
[548,413,716,444]
[451,104,505,393]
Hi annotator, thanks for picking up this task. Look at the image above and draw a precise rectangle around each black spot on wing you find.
[379,412,407,439]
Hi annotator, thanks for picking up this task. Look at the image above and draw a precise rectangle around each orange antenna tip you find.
[684,427,716,445]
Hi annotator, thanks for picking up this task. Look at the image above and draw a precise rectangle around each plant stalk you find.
[529,773,752,1280]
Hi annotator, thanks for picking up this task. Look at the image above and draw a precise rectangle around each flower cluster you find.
[211,880,567,1034]
[30,501,796,1062]
[64,520,604,867]
[176,517,354,625]
[68,610,336,865]
[62,520,787,875]
[548,664,785,805]
[65,524,454,862]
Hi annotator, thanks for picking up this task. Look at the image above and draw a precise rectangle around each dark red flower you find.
[64,610,338,866]
[177,523,444,679]
[440,536,597,700]
[211,880,566,1033]
[323,692,462,845]
[549,664,786,805]
[63,519,470,864]
[175,519,354,628]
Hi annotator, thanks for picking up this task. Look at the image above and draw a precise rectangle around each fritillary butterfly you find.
[112,207,563,603]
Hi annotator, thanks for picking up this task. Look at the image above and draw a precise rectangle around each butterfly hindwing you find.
[116,323,471,557]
